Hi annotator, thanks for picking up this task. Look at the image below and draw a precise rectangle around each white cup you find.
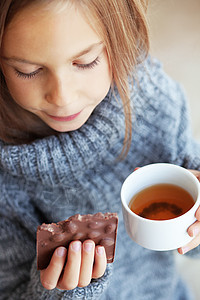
[121,163,200,251]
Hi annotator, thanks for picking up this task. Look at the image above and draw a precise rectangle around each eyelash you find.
[14,57,100,80]
[74,57,100,70]
[15,68,41,79]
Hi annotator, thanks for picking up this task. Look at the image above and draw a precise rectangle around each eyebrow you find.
[1,41,104,65]
[72,41,103,60]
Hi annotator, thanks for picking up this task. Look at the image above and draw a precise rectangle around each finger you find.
[195,206,200,221]
[92,246,107,279]
[58,241,82,290]
[178,234,200,254]
[178,221,200,254]
[188,169,200,181]
[78,240,95,287]
[40,246,67,290]
[187,220,200,238]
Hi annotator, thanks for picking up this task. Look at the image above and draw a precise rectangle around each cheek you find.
[6,81,31,107]
[1,65,41,108]
[85,64,111,103]
[2,69,25,102]
[4,74,39,108]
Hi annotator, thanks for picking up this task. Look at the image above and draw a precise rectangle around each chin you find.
[48,121,86,133]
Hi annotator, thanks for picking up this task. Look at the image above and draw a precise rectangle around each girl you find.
[0,0,200,299]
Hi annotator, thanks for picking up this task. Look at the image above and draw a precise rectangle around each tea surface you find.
[129,184,194,220]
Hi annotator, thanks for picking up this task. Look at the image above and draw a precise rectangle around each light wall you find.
[148,0,200,141]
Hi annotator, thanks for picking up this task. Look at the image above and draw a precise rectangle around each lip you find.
[46,111,81,122]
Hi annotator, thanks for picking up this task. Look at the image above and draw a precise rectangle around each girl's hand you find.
[178,169,200,254]
[40,240,107,290]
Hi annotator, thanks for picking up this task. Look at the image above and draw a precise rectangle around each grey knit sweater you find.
[1,57,200,300]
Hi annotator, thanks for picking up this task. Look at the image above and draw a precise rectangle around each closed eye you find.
[74,57,100,70]
[14,68,42,79]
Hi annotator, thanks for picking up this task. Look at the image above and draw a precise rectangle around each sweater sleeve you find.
[7,260,112,300]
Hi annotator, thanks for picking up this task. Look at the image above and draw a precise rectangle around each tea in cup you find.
[129,183,195,221]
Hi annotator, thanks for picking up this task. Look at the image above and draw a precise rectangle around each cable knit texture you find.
[0,57,200,300]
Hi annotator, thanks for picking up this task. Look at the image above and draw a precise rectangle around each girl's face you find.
[1,3,112,132]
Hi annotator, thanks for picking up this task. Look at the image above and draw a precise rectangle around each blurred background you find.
[148,0,200,141]
[147,0,200,298]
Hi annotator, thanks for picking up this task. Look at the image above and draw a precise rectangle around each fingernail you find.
[71,241,81,252]
[181,247,189,255]
[188,229,194,237]
[84,242,93,253]
[192,227,199,237]
[56,247,66,257]
[97,246,104,256]
[189,227,198,237]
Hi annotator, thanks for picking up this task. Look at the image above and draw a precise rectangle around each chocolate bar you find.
[37,212,118,270]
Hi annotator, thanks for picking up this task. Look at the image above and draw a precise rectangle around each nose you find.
[45,73,73,107]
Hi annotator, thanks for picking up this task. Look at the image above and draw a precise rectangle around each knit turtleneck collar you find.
[0,89,125,186]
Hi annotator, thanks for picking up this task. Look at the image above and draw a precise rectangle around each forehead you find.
[2,3,101,62]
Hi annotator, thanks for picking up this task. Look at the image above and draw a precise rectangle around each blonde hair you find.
[0,0,149,156]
